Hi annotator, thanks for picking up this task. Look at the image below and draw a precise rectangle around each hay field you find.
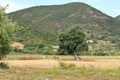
[2,56,120,69]
[1,55,120,80]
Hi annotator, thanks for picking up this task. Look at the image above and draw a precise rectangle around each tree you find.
[76,42,88,54]
[58,25,87,60]
[0,7,15,59]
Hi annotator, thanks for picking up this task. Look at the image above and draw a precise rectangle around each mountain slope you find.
[9,2,120,45]
[115,15,120,20]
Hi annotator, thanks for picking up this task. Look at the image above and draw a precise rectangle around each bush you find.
[59,62,76,69]
[57,48,69,55]
[13,48,22,52]
[22,43,56,55]
[0,62,9,69]
[94,51,108,56]
[21,49,36,54]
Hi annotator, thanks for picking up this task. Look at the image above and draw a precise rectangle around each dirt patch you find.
[11,42,24,49]
[19,57,42,60]
[81,59,95,62]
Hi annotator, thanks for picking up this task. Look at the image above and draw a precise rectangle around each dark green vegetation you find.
[0,62,9,69]
[0,66,120,80]
[8,2,120,54]
[0,7,15,59]
[58,26,88,60]
[0,7,15,69]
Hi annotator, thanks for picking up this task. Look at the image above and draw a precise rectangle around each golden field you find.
[0,54,120,80]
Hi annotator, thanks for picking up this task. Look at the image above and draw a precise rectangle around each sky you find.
[0,0,120,17]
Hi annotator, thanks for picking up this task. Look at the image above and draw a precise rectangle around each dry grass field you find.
[2,59,120,69]
[0,54,120,80]
[2,54,120,69]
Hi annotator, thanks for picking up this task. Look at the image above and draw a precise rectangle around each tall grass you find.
[0,67,120,80]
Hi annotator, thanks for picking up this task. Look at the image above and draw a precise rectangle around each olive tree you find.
[0,7,15,59]
[58,25,87,60]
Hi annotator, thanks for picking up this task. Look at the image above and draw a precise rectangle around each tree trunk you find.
[73,52,81,60]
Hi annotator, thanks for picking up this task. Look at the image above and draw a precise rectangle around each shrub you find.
[21,49,36,54]
[0,62,9,69]
[13,48,22,52]
[68,63,76,69]
[94,51,108,56]
[59,62,76,69]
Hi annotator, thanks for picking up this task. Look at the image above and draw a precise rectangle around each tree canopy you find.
[58,25,88,60]
[0,7,15,59]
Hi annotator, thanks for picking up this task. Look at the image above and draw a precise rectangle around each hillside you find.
[115,15,120,20]
[8,2,120,45]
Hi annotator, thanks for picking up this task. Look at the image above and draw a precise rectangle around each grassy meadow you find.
[0,67,120,80]
[0,53,120,80]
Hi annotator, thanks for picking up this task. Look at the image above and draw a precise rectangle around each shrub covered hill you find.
[9,2,120,45]
[115,15,120,20]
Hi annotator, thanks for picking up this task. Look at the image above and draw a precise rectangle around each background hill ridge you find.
[8,2,120,46]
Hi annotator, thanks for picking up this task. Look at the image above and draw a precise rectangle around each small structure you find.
[87,40,93,43]
[52,46,59,52]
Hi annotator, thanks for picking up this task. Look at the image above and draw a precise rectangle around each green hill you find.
[8,2,120,45]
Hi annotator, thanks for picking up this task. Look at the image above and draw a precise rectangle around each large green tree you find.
[0,7,15,59]
[58,25,87,60]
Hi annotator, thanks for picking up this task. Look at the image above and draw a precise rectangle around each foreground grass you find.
[0,67,120,80]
